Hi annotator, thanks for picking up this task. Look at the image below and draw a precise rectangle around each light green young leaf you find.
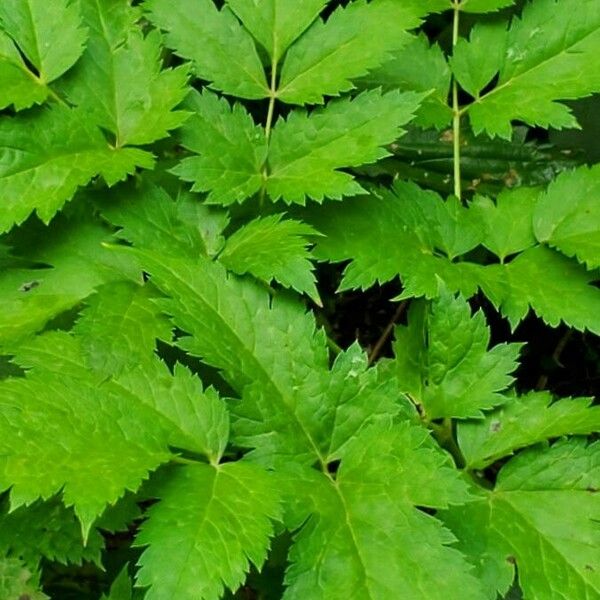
[135,463,281,600]
[74,281,172,377]
[458,391,600,469]
[62,0,189,146]
[0,217,141,345]
[467,0,600,138]
[145,0,269,99]
[0,105,154,233]
[282,424,481,600]
[266,89,423,204]
[451,22,507,97]
[0,0,87,83]
[497,245,600,334]
[443,440,600,599]
[0,496,104,568]
[391,291,521,419]
[172,90,267,205]
[0,332,172,536]
[219,214,320,302]
[0,30,48,110]
[359,34,453,129]
[533,164,600,269]
[457,0,515,13]
[277,0,425,104]
[470,187,538,261]
[0,557,47,600]
[226,0,327,60]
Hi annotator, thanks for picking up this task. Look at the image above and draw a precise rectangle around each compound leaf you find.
[266,89,423,204]
[172,90,267,205]
[533,164,600,269]
[145,0,269,99]
[135,462,281,600]
[458,391,600,469]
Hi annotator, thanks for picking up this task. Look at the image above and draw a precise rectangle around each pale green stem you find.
[452,2,462,201]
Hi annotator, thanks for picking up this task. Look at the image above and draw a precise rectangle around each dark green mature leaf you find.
[467,0,600,137]
[135,463,281,600]
[172,90,268,205]
[145,0,269,99]
[458,391,600,468]
[62,0,189,146]
[266,90,423,203]
[533,164,600,269]
[276,0,427,105]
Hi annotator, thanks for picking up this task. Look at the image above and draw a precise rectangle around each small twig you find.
[536,329,574,390]
[367,300,408,365]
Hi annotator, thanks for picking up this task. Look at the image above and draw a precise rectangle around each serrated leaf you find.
[0,0,87,84]
[391,292,521,419]
[266,89,423,204]
[458,391,600,469]
[359,34,452,129]
[0,557,47,600]
[470,187,538,261]
[135,462,281,600]
[442,440,600,599]
[74,281,172,377]
[145,0,269,99]
[0,30,48,110]
[172,89,267,205]
[451,22,507,97]
[533,164,600,269]
[0,496,103,568]
[276,0,424,104]
[226,0,327,60]
[0,105,154,233]
[467,0,600,138]
[457,0,515,13]
[0,332,175,535]
[282,424,482,599]
[219,214,320,302]
[102,567,133,600]
[62,1,189,146]
[497,245,600,334]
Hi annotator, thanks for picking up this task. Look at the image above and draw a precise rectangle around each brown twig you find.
[367,300,408,366]
[536,329,574,391]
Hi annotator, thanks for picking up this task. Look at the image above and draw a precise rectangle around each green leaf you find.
[467,0,600,138]
[172,90,267,205]
[266,89,423,203]
[391,292,521,419]
[61,0,189,146]
[533,164,600,269]
[226,0,327,60]
[451,22,507,97]
[145,0,269,99]
[443,440,600,599]
[135,462,281,600]
[0,332,173,535]
[497,245,600,334]
[0,0,86,83]
[0,29,48,110]
[359,34,452,129]
[458,391,600,469]
[74,281,172,377]
[101,567,133,600]
[219,214,320,302]
[0,557,47,600]
[469,187,538,261]
[276,0,424,104]
[0,105,154,233]
[0,496,104,568]
[282,424,482,599]
[457,0,515,13]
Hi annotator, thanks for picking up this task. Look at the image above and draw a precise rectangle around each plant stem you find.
[265,56,279,141]
[451,2,462,201]
[367,300,408,366]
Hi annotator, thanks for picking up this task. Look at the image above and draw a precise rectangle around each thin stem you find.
[260,56,279,206]
[451,2,462,201]
[367,301,408,366]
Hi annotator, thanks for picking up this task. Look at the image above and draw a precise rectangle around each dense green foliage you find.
[0,0,599,598]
